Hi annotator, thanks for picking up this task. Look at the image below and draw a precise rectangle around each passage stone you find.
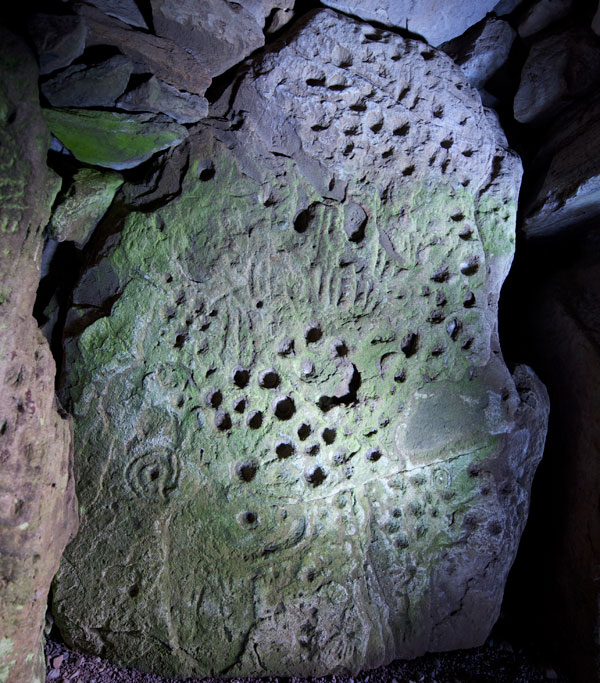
[0,29,77,683]
[53,10,548,679]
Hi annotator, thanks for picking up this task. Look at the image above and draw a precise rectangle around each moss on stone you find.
[43,108,187,170]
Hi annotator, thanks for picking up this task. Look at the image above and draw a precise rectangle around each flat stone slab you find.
[43,108,187,170]
[53,10,548,679]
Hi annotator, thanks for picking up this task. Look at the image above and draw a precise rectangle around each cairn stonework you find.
[52,11,548,679]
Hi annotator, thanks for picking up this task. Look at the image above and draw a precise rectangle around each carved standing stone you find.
[53,10,548,678]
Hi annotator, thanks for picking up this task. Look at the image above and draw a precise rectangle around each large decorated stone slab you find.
[53,10,549,678]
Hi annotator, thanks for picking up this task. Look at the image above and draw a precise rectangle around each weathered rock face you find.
[76,3,211,98]
[27,14,87,76]
[522,93,600,237]
[150,0,292,77]
[0,30,77,683]
[513,29,600,124]
[40,55,134,109]
[318,0,498,46]
[442,17,516,91]
[49,168,124,247]
[53,10,548,679]
[517,0,573,38]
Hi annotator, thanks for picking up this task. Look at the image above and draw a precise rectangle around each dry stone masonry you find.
[52,10,548,679]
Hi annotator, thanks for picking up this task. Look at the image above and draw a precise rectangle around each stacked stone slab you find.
[52,10,548,679]
[0,30,78,683]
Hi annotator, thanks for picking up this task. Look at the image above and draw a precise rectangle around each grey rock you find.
[493,0,525,16]
[442,16,516,90]
[50,168,124,246]
[119,140,189,208]
[518,0,573,38]
[77,2,211,97]
[85,0,148,28]
[523,93,600,237]
[514,29,600,123]
[27,14,87,75]
[150,0,265,77]
[40,55,133,108]
[240,0,295,26]
[266,7,295,34]
[117,75,208,123]
[318,0,499,46]
[53,10,547,679]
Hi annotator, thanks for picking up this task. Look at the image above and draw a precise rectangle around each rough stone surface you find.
[442,17,516,90]
[40,55,134,109]
[27,14,87,76]
[117,76,209,124]
[513,29,600,123]
[0,29,78,683]
[53,11,548,679]
[318,0,498,46]
[150,0,265,77]
[522,93,600,237]
[85,0,148,29]
[43,108,188,170]
[50,168,124,246]
[518,0,573,38]
[77,2,211,97]
[119,140,189,209]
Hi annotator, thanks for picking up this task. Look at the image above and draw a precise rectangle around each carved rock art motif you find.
[53,10,549,679]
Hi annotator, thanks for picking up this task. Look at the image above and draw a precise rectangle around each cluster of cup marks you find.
[203,320,383,520]
[415,210,481,365]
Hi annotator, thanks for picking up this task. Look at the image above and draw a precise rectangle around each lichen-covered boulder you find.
[54,10,548,678]
[0,30,78,683]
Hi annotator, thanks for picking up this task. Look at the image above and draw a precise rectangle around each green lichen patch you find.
[43,108,187,170]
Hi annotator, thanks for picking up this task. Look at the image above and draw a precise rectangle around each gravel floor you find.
[45,630,567,683]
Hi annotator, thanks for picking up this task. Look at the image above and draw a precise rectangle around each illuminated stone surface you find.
[54,11,548,678]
